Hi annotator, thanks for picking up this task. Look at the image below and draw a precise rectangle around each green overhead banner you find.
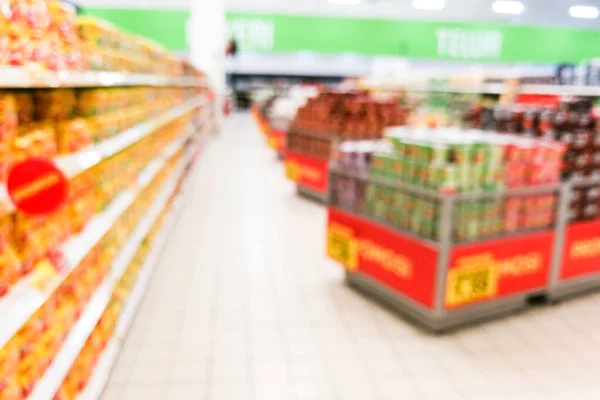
[226,12,600,63]
[83,8,189,50]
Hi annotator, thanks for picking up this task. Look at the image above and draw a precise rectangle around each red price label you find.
[7,158,68,216]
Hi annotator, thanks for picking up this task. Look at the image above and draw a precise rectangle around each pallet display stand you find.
[286,130,335,204]
[325,81,600,332]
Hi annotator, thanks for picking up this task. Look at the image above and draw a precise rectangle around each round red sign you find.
[7,158,68,215]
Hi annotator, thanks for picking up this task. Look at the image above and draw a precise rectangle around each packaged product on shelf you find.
[34,89,76,121]
[0,237,21,297]
[13,123,57,162]
[14,92,34,125]
[56,118,93,154]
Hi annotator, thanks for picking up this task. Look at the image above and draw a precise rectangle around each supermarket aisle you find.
[102,114,600,400]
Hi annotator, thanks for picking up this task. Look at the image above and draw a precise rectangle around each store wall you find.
[78,0,190,51]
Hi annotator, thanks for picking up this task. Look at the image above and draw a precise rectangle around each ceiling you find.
[78,0,600,29]
[225,0,600,29]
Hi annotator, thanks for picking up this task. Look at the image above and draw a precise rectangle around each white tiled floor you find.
[103,114,600,400]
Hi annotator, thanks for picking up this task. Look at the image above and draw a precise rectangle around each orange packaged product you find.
[0,211,14,244]
[0,339,20,379]
[24,0,51,33]
[47,0,77,39]
[13,123,57,162]
[5,0,28,33]
[0,33,9,66]
[54,385,73,400]
[14,92,34,124]
[0,93,17,145]
[35,89,76,121]
[18,232,48,274]
[0,238,22,297]
[0,148,11,182]
[0,376,22,400]
[56,118,92,154]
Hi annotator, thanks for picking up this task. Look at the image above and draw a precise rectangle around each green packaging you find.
[431,143,449,165]
[472,142,491,165]
[388,157,404,180]
[451,142,472,165]
[432,165,458,192]
[371,154,387,177]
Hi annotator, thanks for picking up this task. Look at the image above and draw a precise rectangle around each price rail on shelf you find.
[0,67,207,88]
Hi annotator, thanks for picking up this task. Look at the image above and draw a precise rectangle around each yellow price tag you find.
[30,259,59,292]
[285,160,300,182]
[327,223,358,271]
[446,254,497,307]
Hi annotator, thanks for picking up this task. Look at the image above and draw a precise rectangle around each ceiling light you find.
[328,0,361,4]
[412,0,445,10]
[492,1,524,14]
[569,5,599,19]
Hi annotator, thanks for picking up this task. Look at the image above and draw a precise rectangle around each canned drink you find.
[356,181,367,213]
[383,155,398,180]
[418,162,432,187]
[482,164,505,191]
[420,218,434,239]
[488,142,505,166]
[451,142,472,165]
[471,164,486,191]
[420,142,433,162]
[405,142,417,159]
[472,142,491,165]
[411,204,422,233]
[394,192,407,214]
[400,213,411,230]
[366,183,378,216]
[385,207,397,226]
[405,195,416,215]
[375,193,387,220]
[393,140,406,158]
[371,154,387,177]
[456,165,470,192]
[433,165,458,192]
[431,143,449,164]
[421,199,437,221]
[389,158,403,180]
[406,161,419,185]
[465,218,481,240]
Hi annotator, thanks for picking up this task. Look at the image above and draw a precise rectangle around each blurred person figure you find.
[225,37,238,88]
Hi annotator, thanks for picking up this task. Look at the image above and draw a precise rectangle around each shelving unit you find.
[27,154,193,400]
[0,62,209,400]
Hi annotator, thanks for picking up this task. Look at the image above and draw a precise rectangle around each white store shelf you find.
[0,97,203,213]
[0,67,206,88]
[0,135,188,351]
[27,159,189,400]
[361,76,600,96]
[54,97,204,178]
